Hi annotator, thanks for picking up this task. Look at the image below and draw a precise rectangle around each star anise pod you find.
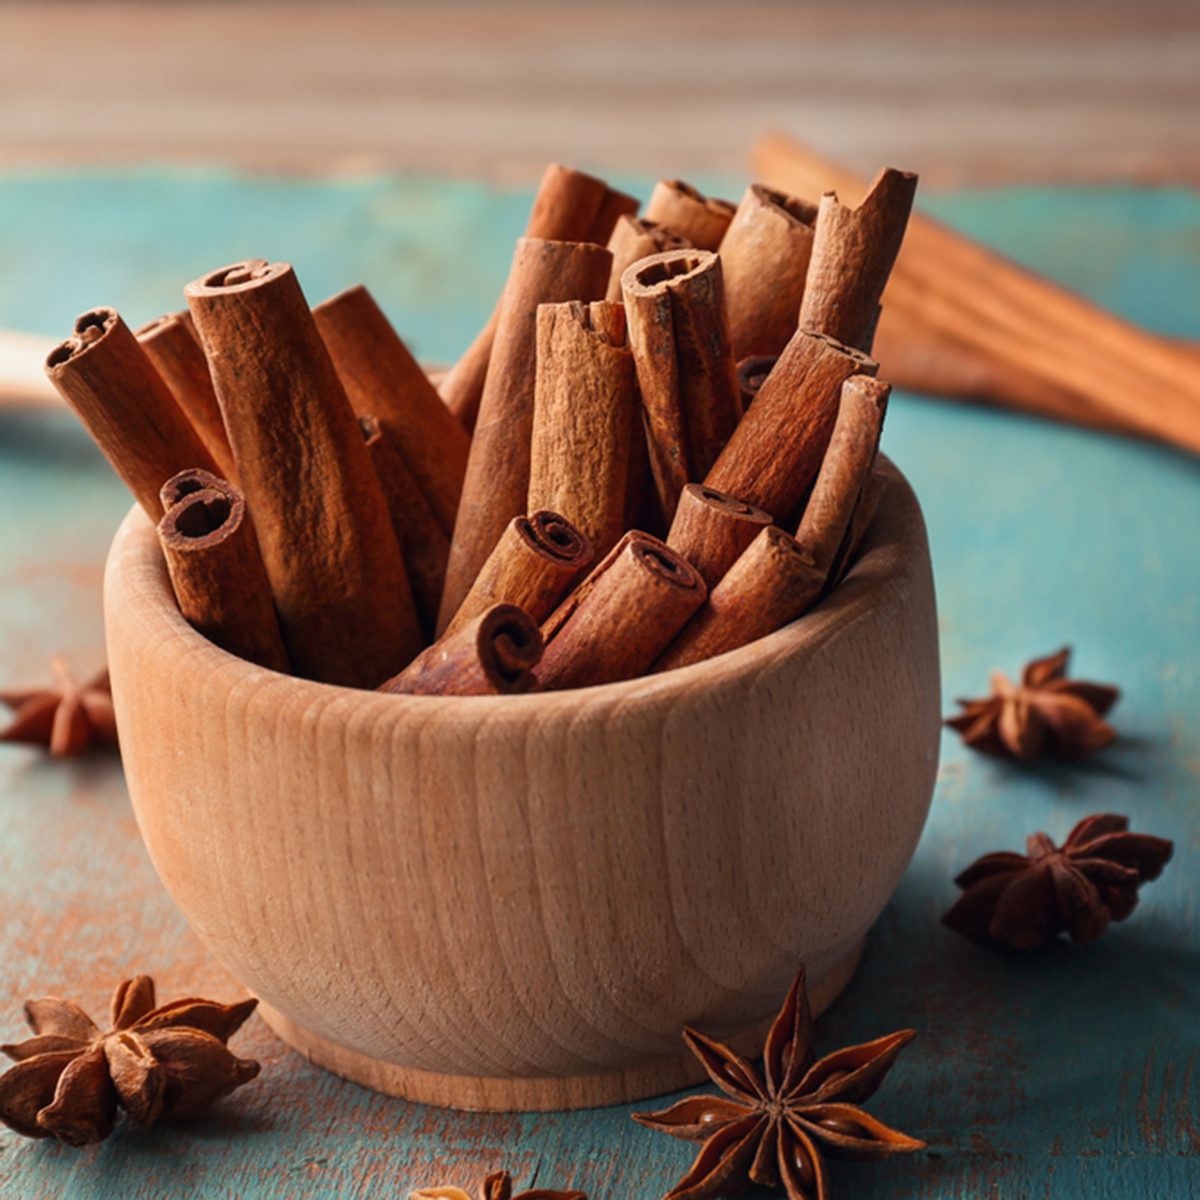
[0,657,118,756]
[411,1169,586,1200]
[945,646,1118,761]
[944,813,1173,950]
[633,966,923,1200]
[0,975,260,1145]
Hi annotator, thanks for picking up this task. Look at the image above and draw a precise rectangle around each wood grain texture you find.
[1,178,1198,1197]
[103,468,938,1110]
[2,3,1199,184]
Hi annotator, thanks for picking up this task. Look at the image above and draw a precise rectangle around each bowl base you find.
[258,939,864,1112]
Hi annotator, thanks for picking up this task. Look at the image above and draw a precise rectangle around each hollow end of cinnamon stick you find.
[667,482,773,589]
[644,179,736,251]
[380,603,543,696]
[736,355,779,407]
[160,466,232,512]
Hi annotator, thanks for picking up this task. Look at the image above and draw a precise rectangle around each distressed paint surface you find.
[0,174,1198,1198]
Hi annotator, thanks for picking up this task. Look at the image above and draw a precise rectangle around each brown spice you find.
[944,814,1173,950]
[44,308,218,521]
[440,238,611,627]
[539,531,706,689]
[824,465,889,591]
[528,300,638,559]
[380,604,542,696]
[945,647,1120,761]
[798,167,918,352]
[313,284,468,536]
[719,184,817,361]
[0,976,259,1146]
[185,259,422,687]
[666,483,773,590]
[359,414,449,639]
[644,179,735,251]
[158,482,290,672]
[0,658,117,757]
[412,1169,586,1200]
[633,965,923,1200]
[705,328,876,523]
[621,249,742,518]
[440,165,635,431]
[441,511,593,639]
[605,215,691,302]
[655,526,825,673]
[735,354,777,408]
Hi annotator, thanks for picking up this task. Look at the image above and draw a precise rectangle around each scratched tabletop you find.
[0,173,1197,1199]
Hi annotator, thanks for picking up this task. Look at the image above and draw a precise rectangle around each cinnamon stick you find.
[644,180,735,251]
[754,134,1200,456]
[621,249,742,519]
[44,309,218,522]
[439,165,637,432]
[136,311,236,481]
[826,466,890,591]
[358,414,448,638]
[718,184,817,360]
[157,483,290,673]
[379,604,542,696]
[798,167,917,352]
[705,327,876,522]
[442,510,593,640]
[185,260,422,687]
[605,216,690,302]
[528,300,638,559]
[160,467,229,512]
[794,376,889,572]
[439,238,611,627]
[655,526,824,673]
[313,284,469,536]
[666,483,772,589]
[538,531,706,690]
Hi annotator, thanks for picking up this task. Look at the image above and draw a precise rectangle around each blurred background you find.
[3,0,1199,183]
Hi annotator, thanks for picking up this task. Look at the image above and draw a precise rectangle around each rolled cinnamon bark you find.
[621,250,742,520]
[826,466,890,590]
[705,327,876,523]
[528,300,638,559]
[439,164,636,432]
[736,354,777,408]
[442,510,593,639]
[538,531,706,690]
[185,260,422,688]
[666,483,773,589]
[379,604,542,696]
[604,216,690,302]
[719,184,818,361]
[44,309,218,521]
[136,311,236,481]
[795,375,889,572]
[359,415,448,639]
[644,180,735,251]
[439,238,612,627]
[799,167,917,352]
[160,466,230,512]
[655,526,825,673]
[157,483,290,673]
[313,284,469,536]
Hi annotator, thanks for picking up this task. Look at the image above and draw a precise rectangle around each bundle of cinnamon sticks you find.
[45,161,917,697]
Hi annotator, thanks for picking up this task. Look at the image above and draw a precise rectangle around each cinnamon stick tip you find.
[842,374,892,411]
[630,532,706,595]
[520,510,594,566]
[622,247,717,295]
[659,179,736,217]
[157,485,243,551]
[160,467,232,512]
[685,483,773,524]
[184,258,282,296]
[747,183,818,226]
[798,326,877,370]
[479,603,544,689]
[45,307,120,373]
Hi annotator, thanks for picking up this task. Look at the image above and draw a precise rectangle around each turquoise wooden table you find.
[0,173,1197,1199]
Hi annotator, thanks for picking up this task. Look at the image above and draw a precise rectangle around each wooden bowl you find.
[103,461,939,1112]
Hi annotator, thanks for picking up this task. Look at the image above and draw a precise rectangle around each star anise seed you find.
[945,647,1118,761]
[944,812,1173,950]
[633,965,923,1200]
[0,657,118,757]
[411,1169,586,1200]
[0,975,259,1146]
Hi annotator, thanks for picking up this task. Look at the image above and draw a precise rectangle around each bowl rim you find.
[104,456,923,721]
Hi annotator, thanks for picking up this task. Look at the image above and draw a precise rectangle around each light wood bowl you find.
[103,460,939,1112]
